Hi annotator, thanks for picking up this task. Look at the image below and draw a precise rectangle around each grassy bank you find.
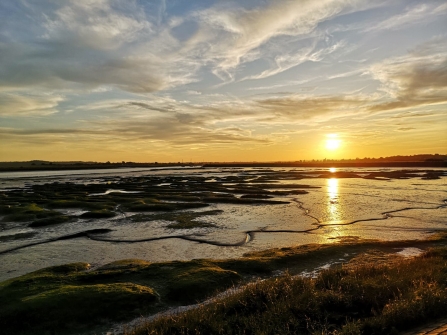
[128,247,447,335]
[1,236,447,335]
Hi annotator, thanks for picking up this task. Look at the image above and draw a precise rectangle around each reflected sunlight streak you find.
[328,178,338,202]
[326,178,345,239]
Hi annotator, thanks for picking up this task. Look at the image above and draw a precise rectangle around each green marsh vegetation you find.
[1,236,447,334]
[1,203,62,223]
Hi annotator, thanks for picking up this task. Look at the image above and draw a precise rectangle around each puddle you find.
[396,247,424,257]
[89,189,141,196]
[300,262,338,278]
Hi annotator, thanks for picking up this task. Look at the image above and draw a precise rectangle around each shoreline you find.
[0,161,446,173]
[203,161,447,168]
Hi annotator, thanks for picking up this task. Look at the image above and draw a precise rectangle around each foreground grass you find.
[128,247,447,335]
[1,238,447,335]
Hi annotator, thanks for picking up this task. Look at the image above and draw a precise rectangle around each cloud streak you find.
[368,39,447,112]
[365,2,447,33]
[0,93,63,116]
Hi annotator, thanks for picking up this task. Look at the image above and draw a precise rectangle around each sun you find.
[325,134,341,151]
[326,139,341,150]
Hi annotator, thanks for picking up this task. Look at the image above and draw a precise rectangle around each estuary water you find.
[0,167,446,282]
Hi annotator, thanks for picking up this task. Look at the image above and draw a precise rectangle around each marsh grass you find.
[129,210,222,229]
[2,237,447,335]
[0,203,62,222]
[126,247,447,335]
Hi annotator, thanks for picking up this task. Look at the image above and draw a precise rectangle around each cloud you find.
[241,40,348,81]
[192,0,365,81]
[0,0,373,95]
[391,111,438,119]
[42,0,152,50]
[0,119,270,148]
[0,0,191,93]
[368,40,447,112]
[0,93,63,116]
[254,95,366,122]
[0,90,368,149]
[366,2,447,33]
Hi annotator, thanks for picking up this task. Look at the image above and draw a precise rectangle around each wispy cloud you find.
[368,38,447,112]
[365,2,447,33]
[191,0,365,82]
[240,40,348,81]
[0,93,63,116]
[0,0,371,94]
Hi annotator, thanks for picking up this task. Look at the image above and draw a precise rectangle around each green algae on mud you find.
[1,234,447,335]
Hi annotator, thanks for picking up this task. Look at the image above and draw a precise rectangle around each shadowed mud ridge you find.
[0,229,113,255]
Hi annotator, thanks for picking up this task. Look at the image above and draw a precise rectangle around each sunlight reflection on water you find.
[326,178,345,239]
[327,178,339,220]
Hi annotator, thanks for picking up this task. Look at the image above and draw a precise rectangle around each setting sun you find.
[325,134,341,151]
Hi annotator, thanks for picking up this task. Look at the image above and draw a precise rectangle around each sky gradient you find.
[1,0,446,162]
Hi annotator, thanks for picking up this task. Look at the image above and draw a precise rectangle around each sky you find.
[0,0,446,162]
